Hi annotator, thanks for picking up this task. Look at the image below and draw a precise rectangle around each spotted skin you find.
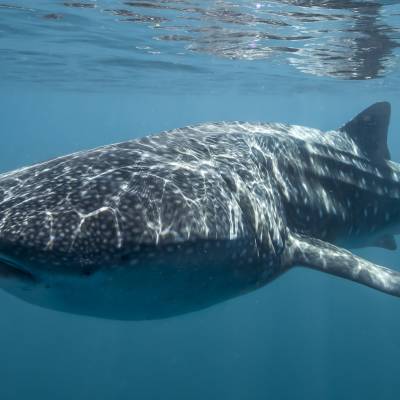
[1,103,400,319]
[0,124,288,274]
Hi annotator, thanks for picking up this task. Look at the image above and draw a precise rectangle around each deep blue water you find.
[1,1,400,399]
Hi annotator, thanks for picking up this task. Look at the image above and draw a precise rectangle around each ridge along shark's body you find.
[0,102,400,320]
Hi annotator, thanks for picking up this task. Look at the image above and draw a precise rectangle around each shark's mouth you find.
[0,259,36,283]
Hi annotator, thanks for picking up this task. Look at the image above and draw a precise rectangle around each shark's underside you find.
[0,102,399,320]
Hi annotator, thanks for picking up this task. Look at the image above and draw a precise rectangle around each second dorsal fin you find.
[339,102,391,161]
[373,234,397,251]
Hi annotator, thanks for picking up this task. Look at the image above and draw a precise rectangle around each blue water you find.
[1,1,400,399]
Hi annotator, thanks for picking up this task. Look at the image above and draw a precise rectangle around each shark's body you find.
[0,102,399,320]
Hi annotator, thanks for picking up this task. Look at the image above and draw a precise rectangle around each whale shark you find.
[0,102,399,320]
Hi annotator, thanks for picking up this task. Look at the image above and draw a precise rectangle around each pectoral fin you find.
[287,233,400,297]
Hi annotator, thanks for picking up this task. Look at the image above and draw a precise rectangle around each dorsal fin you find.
[339,102,391,161]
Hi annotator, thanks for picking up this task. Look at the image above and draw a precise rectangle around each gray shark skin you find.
[0,102,400,320]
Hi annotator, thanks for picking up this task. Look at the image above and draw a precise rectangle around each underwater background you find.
[1,1,400,399]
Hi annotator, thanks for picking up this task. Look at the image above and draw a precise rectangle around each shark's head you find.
[0,259,36,289]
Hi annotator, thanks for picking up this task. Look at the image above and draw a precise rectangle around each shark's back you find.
[271,104,400,249]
